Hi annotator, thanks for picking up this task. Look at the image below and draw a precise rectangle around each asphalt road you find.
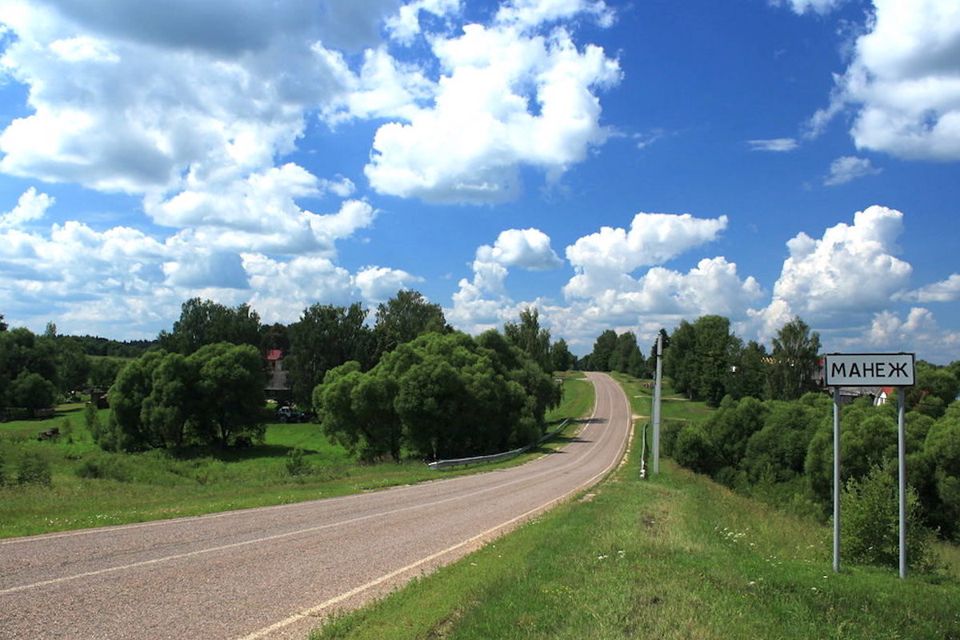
[0,372,632,639]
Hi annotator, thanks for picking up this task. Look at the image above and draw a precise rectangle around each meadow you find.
[0,372,594,538]
[311,375,960,640]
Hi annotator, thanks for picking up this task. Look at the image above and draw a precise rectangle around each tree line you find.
[0,322,142,416]
[583,316,828,405]
[50,292,564,460]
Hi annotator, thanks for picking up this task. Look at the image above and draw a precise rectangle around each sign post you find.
[824,353,914,577]
[652,333,663,475]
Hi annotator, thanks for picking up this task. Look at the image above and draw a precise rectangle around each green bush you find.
[672,424,717,475]
[285,447,311,477]
[17,452,52,487]
[659,419,685,457]
[75,453,135,482]
[840,466,937,572]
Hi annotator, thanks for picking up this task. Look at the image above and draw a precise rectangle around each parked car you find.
[275,406,311,423]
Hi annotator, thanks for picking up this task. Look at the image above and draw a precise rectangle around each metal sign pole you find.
[833,386,841,573]
[898,388,907,579]
[652,333,662,475]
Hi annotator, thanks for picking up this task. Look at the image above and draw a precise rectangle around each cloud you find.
[355,266,423,302]
[0,188,55,227]
[747,138,798,152]
[824,155,882,186]
[0,1,361,196]
[386,0,461,45]
[775,0,846,15]
[482,228,563,271]
[145,164,376,255]
[565,212,728,282]
[495,0,615,30]
[807,0,960,160]
[896,273,960,303]
[865,307,960,359]
[750,205,912,339]
[364,16,621,203]
[446,227,563,333]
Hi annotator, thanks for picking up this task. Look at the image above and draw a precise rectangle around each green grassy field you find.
[0,373,594,538]
[310,375,960,640]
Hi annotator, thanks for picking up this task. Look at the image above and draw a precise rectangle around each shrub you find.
[840,466,937,572]
[60,417,74,444]
[659,419,685,457]
[17,452,52,487]
[75,453,134,482]
[672,424,717,475]
[285,447,311,477]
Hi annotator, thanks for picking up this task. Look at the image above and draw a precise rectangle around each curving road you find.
[0,373,631,639]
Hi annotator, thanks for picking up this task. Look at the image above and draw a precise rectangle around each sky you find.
[0,0,959,362]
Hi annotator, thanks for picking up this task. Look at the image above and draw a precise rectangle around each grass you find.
[309,375,960,640]
[0,373,594,538]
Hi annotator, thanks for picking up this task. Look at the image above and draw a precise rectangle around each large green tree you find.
[549,338,576,372]
[767,316,821,401]
[314,331,559,462]
[158,298,261,354]
[504,307,552,373]
[586,329,618,372]
[287,303,375,405]
[373,290,448,357]
[103,344,264,451]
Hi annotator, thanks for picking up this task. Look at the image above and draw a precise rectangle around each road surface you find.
[0,372,631,639]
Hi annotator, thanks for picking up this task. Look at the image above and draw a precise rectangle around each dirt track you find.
[0,372,631,639]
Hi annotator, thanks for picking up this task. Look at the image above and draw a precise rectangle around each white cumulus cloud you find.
[808,0,960,160]
[364,17,621,203]
[750,205,913,340]
[0,187,54,227]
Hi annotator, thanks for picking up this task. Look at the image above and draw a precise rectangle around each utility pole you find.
[652,333,663,475]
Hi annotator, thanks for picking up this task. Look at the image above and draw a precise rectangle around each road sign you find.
[823,352,915,387]
[824,351,915,579]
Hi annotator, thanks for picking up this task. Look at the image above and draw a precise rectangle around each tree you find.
[727,340,768,400]
[920,416,960,540]
[693,315,737,407]
[103,344,264,451]
[0,327,59,407]
[0,313,7,331]
[193,343,266,447]
[104,351,166,450]
[549,338,575,372]
[767,316,821,401]
[609,332,642,376]
[315,361,403,462]
[55,338,90,394]
[140,352,202,448]
[287,303,375,405]
[158,298,261,354]
[374,289,448,357]
[586,329,618,372]
[663,321,696,397]
[504,307,552,373]
[259,322,290,354]
[314,330,558,462]
[907,363,959,419]
[88,356,126,390]
[9,371,57,410]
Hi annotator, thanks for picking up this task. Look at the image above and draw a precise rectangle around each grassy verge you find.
[310,377,960,640]
[0,373,594,538]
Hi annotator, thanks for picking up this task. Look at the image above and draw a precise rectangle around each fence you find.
[426,419,571,470]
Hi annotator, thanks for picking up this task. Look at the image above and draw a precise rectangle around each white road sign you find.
[823,353,915,387]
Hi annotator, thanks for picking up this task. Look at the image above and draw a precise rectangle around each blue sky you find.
[0,0,959,361]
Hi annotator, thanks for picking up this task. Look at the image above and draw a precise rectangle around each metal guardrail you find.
[426,419,571,470]
[639,421,648,479]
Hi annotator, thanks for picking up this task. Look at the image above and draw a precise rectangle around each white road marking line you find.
[238,373,631,640]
